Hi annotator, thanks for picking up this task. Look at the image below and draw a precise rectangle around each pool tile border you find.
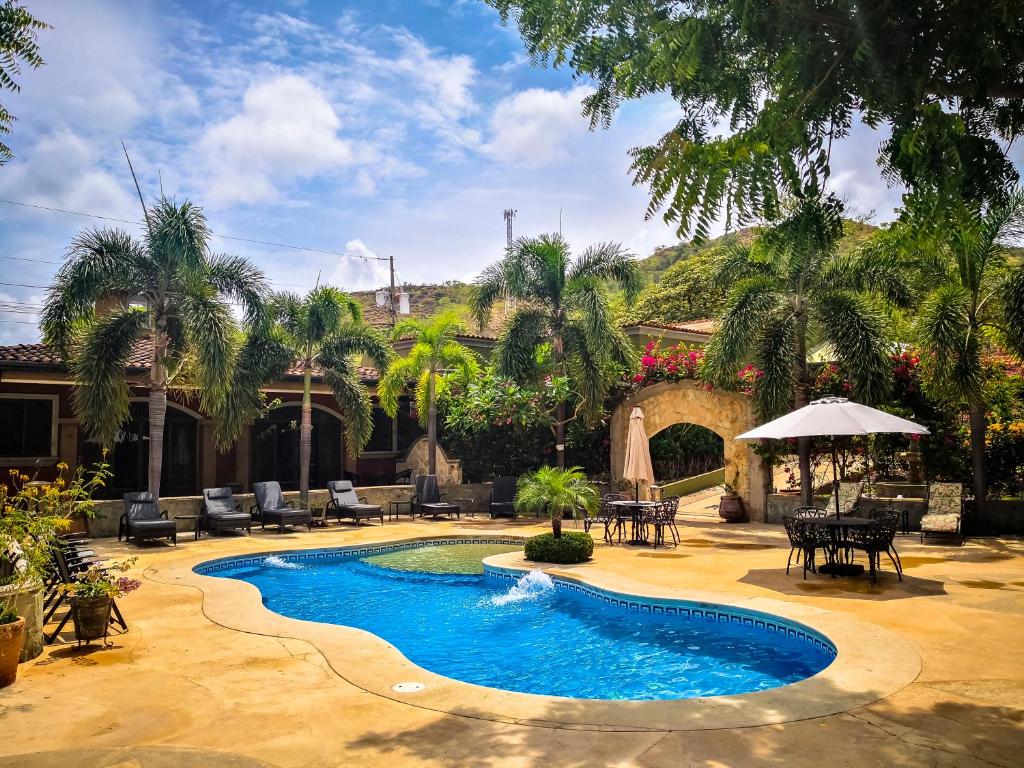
[484,564,837,660]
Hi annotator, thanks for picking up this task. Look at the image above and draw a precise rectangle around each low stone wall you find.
[971,499,1024,536]
[83,483,499,537]
[0,583,43,662]
[766,494,927,528]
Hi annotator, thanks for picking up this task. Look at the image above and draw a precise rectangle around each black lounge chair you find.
[488,476,517,518]
[119,492,176,546]
[202,487,252,535]
[389,474,427,519]
[418,474,460,519]
[251,481,313,532]
[326,480,384,525]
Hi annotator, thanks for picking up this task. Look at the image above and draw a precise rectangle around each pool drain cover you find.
[392,681,426,693]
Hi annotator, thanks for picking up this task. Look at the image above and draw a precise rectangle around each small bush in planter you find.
[524,531,594,564]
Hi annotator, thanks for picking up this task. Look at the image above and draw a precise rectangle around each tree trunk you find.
[968,402,988,517]
[299,362,313,508]
[551,514,562,539]
[794,310,813,506]
[553,331,566,469]
[148,323,168,498]
[427,373,437,476]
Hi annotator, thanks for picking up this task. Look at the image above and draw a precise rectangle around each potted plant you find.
[515,466,599,564]
[718,467,747,523]
[60,560,140,645]
[1,460,111,686]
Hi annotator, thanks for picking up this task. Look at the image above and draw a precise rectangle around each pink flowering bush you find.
[631,341,706,386]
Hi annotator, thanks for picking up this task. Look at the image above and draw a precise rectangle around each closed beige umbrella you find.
[623,406,655,502]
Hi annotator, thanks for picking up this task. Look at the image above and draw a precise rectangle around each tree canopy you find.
[0,0,47,164]
[487,0,1024,238]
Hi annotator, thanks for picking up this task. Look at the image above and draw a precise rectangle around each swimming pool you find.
[197,541,835,701]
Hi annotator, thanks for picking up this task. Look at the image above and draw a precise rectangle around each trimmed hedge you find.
[524,532,594,564]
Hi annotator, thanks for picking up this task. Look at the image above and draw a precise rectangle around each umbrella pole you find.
[831,438,840,517]
[635,481,640,503]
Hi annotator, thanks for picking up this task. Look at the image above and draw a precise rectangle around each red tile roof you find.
[624,319,717,335]
[0,339,381,382]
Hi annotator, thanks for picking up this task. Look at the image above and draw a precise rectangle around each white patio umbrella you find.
[735,395,929,516]
[623,406,655,502]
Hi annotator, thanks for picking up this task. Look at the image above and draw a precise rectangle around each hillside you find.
[352,219,883,331]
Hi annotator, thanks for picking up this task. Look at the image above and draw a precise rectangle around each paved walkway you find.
[1,516,1022,767]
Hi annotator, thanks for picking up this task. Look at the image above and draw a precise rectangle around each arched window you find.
[82,402,199,498]
[251,405,342,490]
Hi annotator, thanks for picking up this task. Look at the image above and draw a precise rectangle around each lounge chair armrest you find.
[358,496,368,503]
[160,510,170,519]
[325,499,338,511]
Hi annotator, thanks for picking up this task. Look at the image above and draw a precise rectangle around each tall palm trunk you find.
[148,323,168,497]
[551,512,562,538]
[968,402,988,517]
[427,373,437,475]
[299,360,313,507]
[553,331,566,469]
[794,310,813,506]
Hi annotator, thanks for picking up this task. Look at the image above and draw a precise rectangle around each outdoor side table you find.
[174,514,204,541]
[450,497,476,518]
[389,499,415,521]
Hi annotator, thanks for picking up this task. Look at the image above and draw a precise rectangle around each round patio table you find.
[805,515,872,577]
[608,500,657,545]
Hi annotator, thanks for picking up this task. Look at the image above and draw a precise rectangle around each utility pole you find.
[388,253,397,327]
[503,209,517,318]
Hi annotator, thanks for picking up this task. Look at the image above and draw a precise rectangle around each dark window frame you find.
[0,395,58,459]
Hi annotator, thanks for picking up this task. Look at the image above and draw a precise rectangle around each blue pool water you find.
[201,543,835,700]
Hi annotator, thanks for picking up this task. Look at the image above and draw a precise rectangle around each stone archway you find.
[610,380,767,521]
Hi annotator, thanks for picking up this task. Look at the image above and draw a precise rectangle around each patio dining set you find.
[584,494,682,548]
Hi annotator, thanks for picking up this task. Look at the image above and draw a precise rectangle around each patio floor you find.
[1,514,1022,767]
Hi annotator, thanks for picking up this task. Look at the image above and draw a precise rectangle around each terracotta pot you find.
[718,493,747,523]
[0,616,26,688]
[70,595,112,644]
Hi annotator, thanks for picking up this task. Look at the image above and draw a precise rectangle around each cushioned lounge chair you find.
[920,482,964,545]
[418,474,460,519]
[835,481,864,516]
[119,492,176,546]
[326,480,384,525]
[251,481,312,532]
[488,476,517,518]
[202,487,252,535]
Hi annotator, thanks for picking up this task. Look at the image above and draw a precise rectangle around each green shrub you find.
[524,532,594,564]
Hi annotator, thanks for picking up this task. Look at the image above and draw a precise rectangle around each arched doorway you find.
[610,380,767,520]
[251,404,342,491]
[649,423,725,482]
[82,401,200,498]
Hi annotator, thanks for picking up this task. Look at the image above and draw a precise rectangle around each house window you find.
[365,397,423,455]
[365,405,395,453]
[0,397,55,457]
[81,402,199,498]
[251,406,342,490]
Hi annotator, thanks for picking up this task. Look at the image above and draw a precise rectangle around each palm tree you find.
[269,287,393,507]
[471,234,642,468]
[872,189,1024,515]
[514,466,598,538]
[703,195,893,504]
[377,312,479,476]
[40,198,266,497]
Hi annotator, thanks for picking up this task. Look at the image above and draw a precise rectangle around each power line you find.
[0,198,390,262]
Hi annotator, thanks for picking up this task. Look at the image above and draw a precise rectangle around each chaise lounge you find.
[326,481,384,525]
[920,482,965,545]
[202,487,252,535]
[119,492,177,546]
[488,476,517,518]
[251,481,313,532]
[418,474,460,519]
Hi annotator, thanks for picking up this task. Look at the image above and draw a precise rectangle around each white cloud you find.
[327,239,389,291]
[199,75,355,204]
[0,130,137,218]
[481,86,595,166]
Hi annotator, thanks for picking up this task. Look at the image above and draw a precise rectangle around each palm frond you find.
[703,275,784,386]
[377,355,420,417]
[205,253,267,324]
[915,284,981,402]
[568,241,643,302]
[752,315,796,419]
[562,319,607,421]
[814,290,891,405]
[69,307,149,446]
[1001,267,1024,358]
[494,307,547,381]
[323,366,374,457]
[514,466,598,520]
[320,323,392,371]
[177,284,237,413]
[146,197,211,274]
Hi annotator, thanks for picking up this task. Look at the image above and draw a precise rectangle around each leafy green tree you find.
[869,189,1024,513]
[629,249,727,324]
[40,198,266,497]
[0,0,47,164]
[514,465,598,538]
[703,194,893,504]
[471,234,642,468]
[487,0,1023,237]
[269,287,392,507]
[377,312,479,476]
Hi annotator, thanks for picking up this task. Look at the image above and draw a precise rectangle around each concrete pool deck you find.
[1,516,1023,767]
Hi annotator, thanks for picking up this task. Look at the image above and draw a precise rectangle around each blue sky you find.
[1,0,1015,344]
